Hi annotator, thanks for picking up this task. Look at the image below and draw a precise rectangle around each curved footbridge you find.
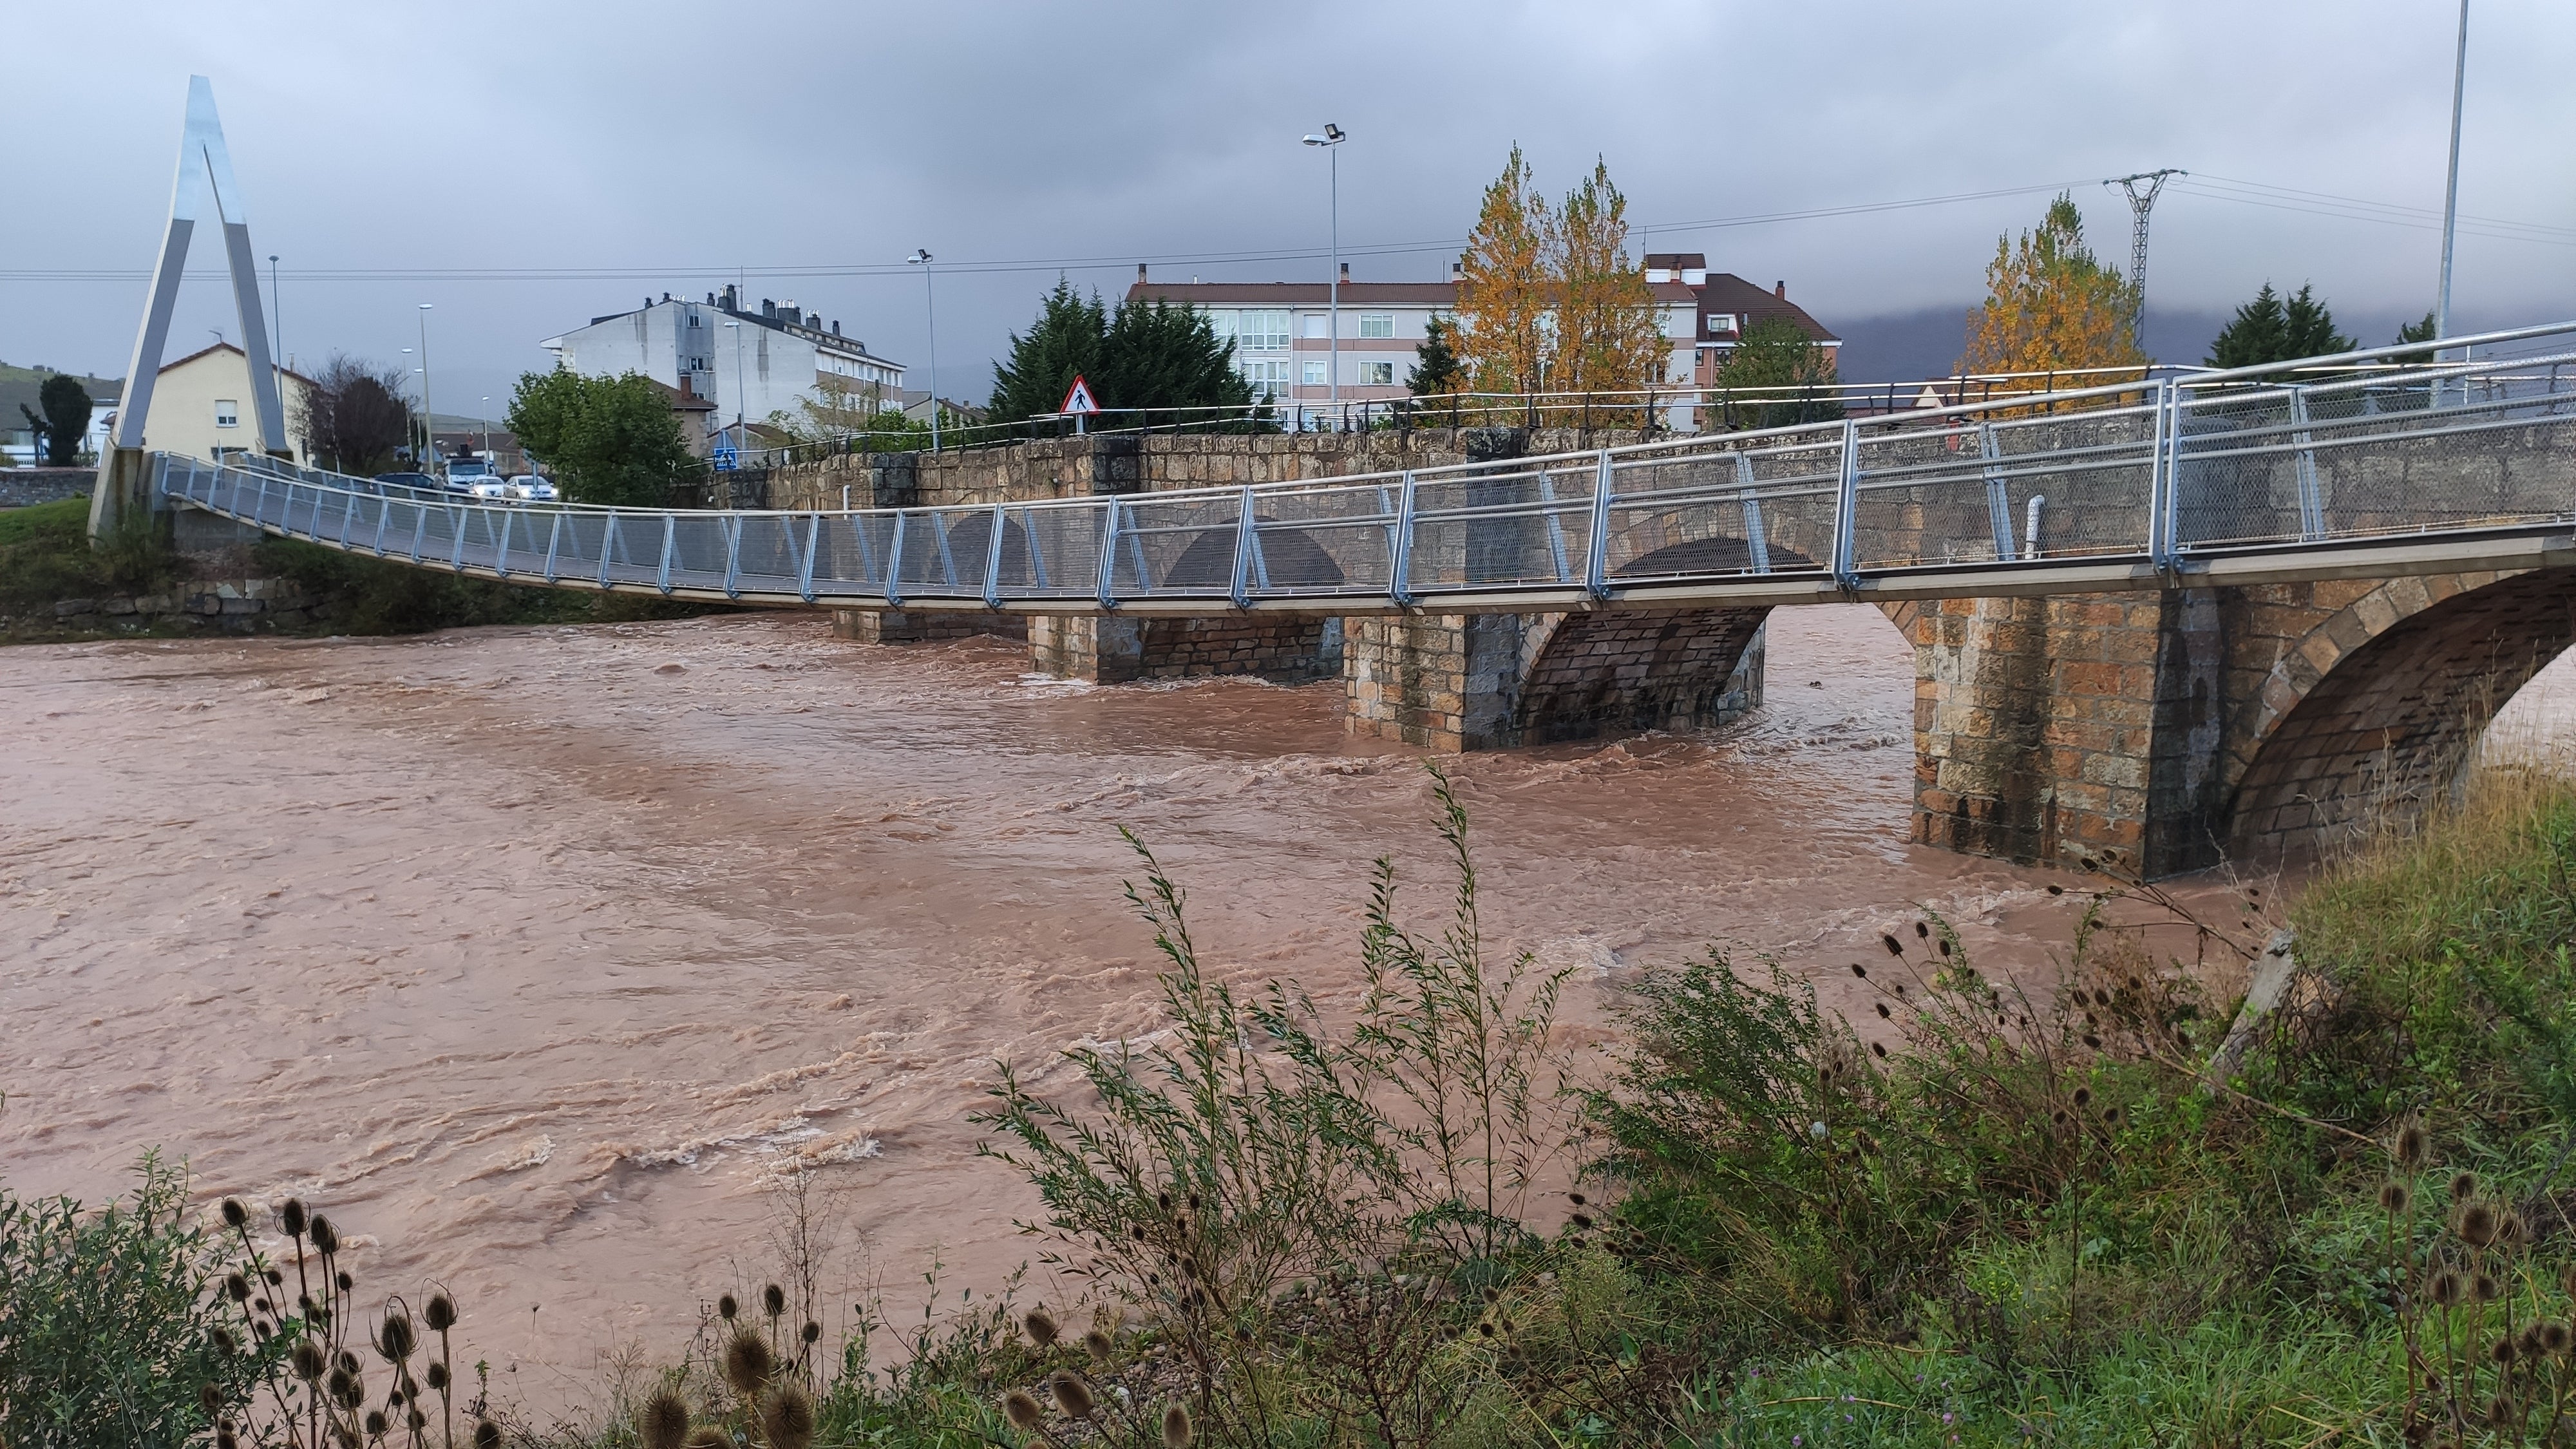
[151,331,2576,877]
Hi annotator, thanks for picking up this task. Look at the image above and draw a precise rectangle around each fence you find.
[158,323,2576,613]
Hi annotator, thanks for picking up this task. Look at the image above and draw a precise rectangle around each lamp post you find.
[269,254,281,371]
[417,303,435,475]
[1301,124,1345,430]
[400,347,419,464]
[907,249,939,451]
[479,395,491,463]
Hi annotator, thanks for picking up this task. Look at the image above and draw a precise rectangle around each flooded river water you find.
[4,605,2568,1408]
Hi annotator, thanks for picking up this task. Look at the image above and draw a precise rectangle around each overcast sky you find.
[8,0,2573,409]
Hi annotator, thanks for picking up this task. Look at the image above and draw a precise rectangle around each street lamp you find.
[1301,122,1346,430]
[907,249,939,452]
[268,254,281,370]
[417,303,435,475]
[2435,0,2470,356]
[480,395,491,462]
[400,347,419,462]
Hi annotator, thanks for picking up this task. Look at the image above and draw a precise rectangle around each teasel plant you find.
[2374,1121,2576,1446]
[989,1307,1195,1449]
[203,1195,498,1449]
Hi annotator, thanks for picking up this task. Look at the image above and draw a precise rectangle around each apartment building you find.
[539,285,905,435]
[1642,253,1842,389]
[1128,262,1759,428]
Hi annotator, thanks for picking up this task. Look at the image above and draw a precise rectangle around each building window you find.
[1240,359,1291,397]
[1302,360,1328,386]
[1359,361,1395,386]
[214,399,240,428]
[1302,314,1329,339]
[1707,313,1738,336]
[1358,313,1394,339]
[1238,309,1290,350]
[1206,310,1237,347]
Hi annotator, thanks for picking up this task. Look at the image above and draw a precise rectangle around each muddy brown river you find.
[5,605,2567,1411]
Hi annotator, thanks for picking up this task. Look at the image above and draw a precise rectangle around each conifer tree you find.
[987,278,1107,424]
[1407,316,1463,396]
[2205,283,2354,368]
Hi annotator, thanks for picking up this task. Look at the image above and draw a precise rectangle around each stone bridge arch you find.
[2218,569,2576,861]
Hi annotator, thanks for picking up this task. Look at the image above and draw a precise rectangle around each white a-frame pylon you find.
[112,77,286,455]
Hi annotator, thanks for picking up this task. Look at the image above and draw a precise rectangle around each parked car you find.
[506,475,558,503]
[373,471,436,493]
[443,459,499,494]
[468,477,515,501]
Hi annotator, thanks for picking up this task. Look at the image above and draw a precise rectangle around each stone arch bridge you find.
[122,335,2576,878]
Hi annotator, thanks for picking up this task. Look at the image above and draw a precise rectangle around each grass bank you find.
[7,770,2574,1448]
[0,496,713,639]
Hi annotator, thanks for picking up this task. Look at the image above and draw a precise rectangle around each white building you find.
[97,343,317,464]
[1126,263,1703,426]
[538,285,905,436]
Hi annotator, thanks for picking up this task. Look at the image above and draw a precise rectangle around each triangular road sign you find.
[1059,375,1100,415]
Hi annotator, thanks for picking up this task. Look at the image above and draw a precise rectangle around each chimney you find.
[1338,261,1350,283]
[1774,280,1786,299]
[761,298,775,318]
[1137,262,1148,283]
[831,321,840,336]
[1451,260,1463,280]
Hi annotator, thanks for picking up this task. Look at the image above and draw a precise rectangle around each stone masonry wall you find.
[1344,609,1765,751]
[0,468,99,509]
[829,609,1027,645]
[1030,616,1342,685]
[9,577,326,637]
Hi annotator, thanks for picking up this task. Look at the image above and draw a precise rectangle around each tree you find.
[504,370,694,507]
[1959,193,2144,376]
[987,278,1107,424]
[777,374,900,442]
[987,281,1253,426]
[1710,316,1844,430]
[1096,298,1255,421]
[1548,158,1665,403]
[1454,145,1553,394]
[19,374,94,466]
[2205,283,2355,368]
[296,355,414,475]
[1407,316,1464,396]
[2396,310,2438,346]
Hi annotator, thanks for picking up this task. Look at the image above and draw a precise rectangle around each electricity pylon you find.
[2105,169,2185,342]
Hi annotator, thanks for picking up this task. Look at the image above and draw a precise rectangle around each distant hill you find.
[1830,303,2465,384]
[0,363,122,430]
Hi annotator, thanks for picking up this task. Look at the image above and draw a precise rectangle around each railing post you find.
[1094,498,1121,610]
[1980,422,2016,562]
[448,503,469,573]
[1229,486,1257,608]
[884,511,907,607]
[981,500,1009,609]
[797,513,820,603]
[2289,385,2325,541]
[723,514,743,599]
[1584,451,1614,600]
[597,511,619,589]
[494,507,514,578]
[656,513,677,594]
[2146,379,2174,570]
[1537,469,1570,584]
[408,502,429,564]
[253,473,270,529]
[1391,469,1419,607]
[544,510,564,583]
[1734,452,1772,574]
[1832,419,1862,592]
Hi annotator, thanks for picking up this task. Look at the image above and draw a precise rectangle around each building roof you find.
[550,290,904,371]
[1693,272,1840,345]
[155,341,317,386]
[649,378,717,413]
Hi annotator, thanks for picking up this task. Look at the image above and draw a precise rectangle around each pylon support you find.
[2106,169,2184,339]
[95,77,285,538]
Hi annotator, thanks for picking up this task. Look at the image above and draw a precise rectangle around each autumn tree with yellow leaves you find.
[1550,160,1666,404]
[1958,193,2145,378]
[1454,146,1553,395]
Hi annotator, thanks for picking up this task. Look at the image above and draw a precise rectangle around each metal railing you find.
[157,322,2576,614]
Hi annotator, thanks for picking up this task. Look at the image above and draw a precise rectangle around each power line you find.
[2106,169,2183,336]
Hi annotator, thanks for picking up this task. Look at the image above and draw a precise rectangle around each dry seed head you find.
[1023,1308,1059,1347]
[2455,1202,2500,1249]
[308,1216,339,1256]
[1162,1401,1194,1449]
[2501,1210,2530,1247]
[2396,1122,2430,1169]
[426,1362,448,1392]
[424,1294,456,1332]
[365,1412,388,1437]
[2451,1171,2477,1204]
[1084,1328,1115,1363]
[1002,1390,1045,1432]
[226,1272,251,1302]
[1050,1369,1097,1419]
[717,1294,738,1321]
[681,1432,726,1449]
[281,1200,308,1236]
[2476,1273,2502,1303]
[2432,1269,2465,1307]
[1915,921,1930,939]
[762,1283,786,1318]
[200,1382,223,1417]
[761,1383,817,1449]
[292,1340,327,1382]
[1882,934,1904,957]
[2382,1181,2413,1215]
[336,1271,353,1293]
[639,1388,690,1449]
[800,1320,820,1345]
[1850,963,1868,980]
[378,1312,415,1361]
[2494,1337,2519,1365]
[221,1198,248,1229]
[2544,1321,2571,1355]
[2072,1086,2092,1109]
[721,1330,774,1394]
[473,1421,502,1449]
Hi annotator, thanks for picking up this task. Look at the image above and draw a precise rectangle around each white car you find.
[506,475,558,503]
[468,477,514,501]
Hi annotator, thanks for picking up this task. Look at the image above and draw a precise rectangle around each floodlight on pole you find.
[907,249,938,451]
[1302,123,1345,428]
